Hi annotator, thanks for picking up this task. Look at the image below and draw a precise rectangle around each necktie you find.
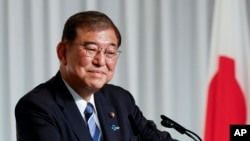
[84,102,101,141]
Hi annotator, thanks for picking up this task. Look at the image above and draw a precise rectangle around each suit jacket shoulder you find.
[15,72,91,141]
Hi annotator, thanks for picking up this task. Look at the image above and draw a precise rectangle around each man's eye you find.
[107,51,115,54]
[85,47,97,54]
[85,47,97,51]
[87,48,97,51]
[106,50,116,55]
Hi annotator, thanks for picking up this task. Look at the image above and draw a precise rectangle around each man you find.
[15,11,177,141]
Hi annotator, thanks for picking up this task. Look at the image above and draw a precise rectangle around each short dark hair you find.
[61,11,121,47]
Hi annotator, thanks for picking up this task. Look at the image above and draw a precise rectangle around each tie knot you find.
[84,102,94,121]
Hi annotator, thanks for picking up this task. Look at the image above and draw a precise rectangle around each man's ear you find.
[57,41,67,65]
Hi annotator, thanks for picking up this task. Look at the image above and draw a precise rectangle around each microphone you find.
[161,115,202,141]
[147,120,163,141]
[128,115,141,141]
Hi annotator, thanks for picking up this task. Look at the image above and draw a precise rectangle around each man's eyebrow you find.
[83,41,118,48]
[83,41,97,46]
[110,43,118,47]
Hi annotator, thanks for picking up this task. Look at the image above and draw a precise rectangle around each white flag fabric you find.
[204,0,250,140]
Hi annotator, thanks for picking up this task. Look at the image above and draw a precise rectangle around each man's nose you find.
[92,51,106,65]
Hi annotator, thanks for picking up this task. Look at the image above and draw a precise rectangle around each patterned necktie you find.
[84,102,101,141]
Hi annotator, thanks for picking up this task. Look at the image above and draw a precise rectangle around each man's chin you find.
[87,82,106,90]
[85,78,110,90]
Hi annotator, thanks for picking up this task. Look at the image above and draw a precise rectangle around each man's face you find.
[62,28,119,92]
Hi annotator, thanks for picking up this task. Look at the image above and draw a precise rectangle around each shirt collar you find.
[62,79,97,114]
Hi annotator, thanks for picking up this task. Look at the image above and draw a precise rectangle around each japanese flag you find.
[204,0,250,141]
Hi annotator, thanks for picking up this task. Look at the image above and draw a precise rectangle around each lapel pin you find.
[109,112,116,118]
[111,124,120,131]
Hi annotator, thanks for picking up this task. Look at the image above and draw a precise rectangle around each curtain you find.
[1,0,240,140]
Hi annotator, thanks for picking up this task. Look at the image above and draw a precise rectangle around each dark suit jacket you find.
[15,72,177,141]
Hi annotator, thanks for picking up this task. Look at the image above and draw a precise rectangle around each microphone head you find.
[160,115,175,128]
[161,120,174,128]
[160,115,167,120]
[160,115,170,121]
[160,114,186,134]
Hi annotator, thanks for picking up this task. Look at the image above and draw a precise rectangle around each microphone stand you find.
[185,128,202,141]
[160,115,202,141]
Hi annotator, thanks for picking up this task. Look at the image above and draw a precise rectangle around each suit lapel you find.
[62,101,92,141]
[51,72,92,141]
[95,91,121,141]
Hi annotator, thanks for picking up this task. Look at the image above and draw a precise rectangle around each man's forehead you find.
[77,27,115,36]
[76,28,118,45]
